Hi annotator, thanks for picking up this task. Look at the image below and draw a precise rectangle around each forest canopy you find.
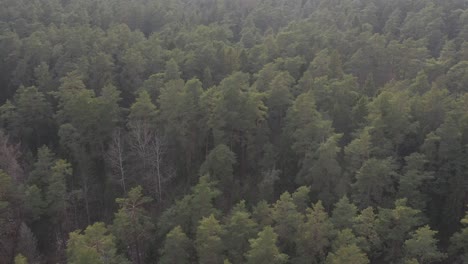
[0,0,468,263]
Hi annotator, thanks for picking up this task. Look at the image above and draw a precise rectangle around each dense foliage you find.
[0,0,467,263]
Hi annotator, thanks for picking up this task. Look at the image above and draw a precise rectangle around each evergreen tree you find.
[112,186,153,264]
[397,153,433,211]
[271,192,302,252]
[164,58,181,81]
[377,199,423,262]
[245,226,288,264]
[67,222,129,264]
[14,254,27,264]
[46,159,72,222]
[352,207,381,258]
[295,201,334,264]
[449,211,468,263]
[291,186,311,214]
[200,144,237,203]
[352,158,399,208]
[332,196,358,230]
[157,175,221,236]
[326,244,369,264]
[404,225,446,263]
[159,226,192,264]
[224,201,258,264]
[195,214,225,264]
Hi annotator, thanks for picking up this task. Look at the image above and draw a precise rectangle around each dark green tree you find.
[245,226,288,264]
[195,214,225,264]
[67,222,129,264]
[112,186,153,264]
[332,196,358,230]
[224,201,258,264]
[404,225,446,263]
[159,226,192,264]
[295,201,334,264]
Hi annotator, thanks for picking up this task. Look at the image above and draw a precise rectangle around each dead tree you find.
[128,121,173,201]
[106,128,127,194]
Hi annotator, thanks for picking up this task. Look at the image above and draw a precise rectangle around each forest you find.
[0,0,467,263]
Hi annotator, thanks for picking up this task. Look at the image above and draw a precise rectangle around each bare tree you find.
[0,131,24,263]
[151,134,167,202]
[128,121,153,171]
[0,131,24,182]
[128,121,173,202]
[106,128,127,194]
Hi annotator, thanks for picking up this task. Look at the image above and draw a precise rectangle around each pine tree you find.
[449,211,468,263]
[46,159,72,222]
[112,186,153,264]
[224,201,258,264]
[397,153,433,211]
[352,158,399,208]
[352,207,381,258]
[326,244,369,264]
[291,186,311,214]
[252,200,273,228]
[295,201,334,264]
[164,58,181,81]
[404,225,446,263]
[157,175,221,236]
[195,214,225,264]
[14,254,27,264]
[332,196,358,230]
[200,144,236,203]
[271,192,302,251]
[245,226,288,264]
[67,222,129,264]
[159,226,192,264]
[377,199,423,262]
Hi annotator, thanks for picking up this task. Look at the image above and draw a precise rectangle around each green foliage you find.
[112,186,153,264]
[164,59,181,81]
[271,192,302,248]
[9,86,53,147]
[352,207,381,257]
[245,226,288,264]
[298,133,343,207]
[252,200,273,228]
[29,146,55,189]
[352,158,399,208]
[23,184,45,220]
[14,254,27,264]
[200,144,236,193]
[224,201,258,264]
[207,72,267,147]
[67,222,129,264]
[158,175,221,235]
[397,153,433,210]
[0,0,466,262]
[56,72,121,154]
[291,186,311,213]
[404,225,446,263]
[326,244,369,264]
[332,196,358,230]
[331,229,365,252]
[295,201,334,264]
[377,199,423,262]
[129,90,158,125]
[159,226,191,264]
[46,159,72,220]
[195,214,225,264]
[286,91,332,157]
[449,211,468,263]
